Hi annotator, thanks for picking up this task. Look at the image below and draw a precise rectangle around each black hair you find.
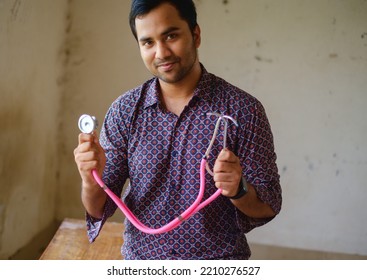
[129,0,198,40]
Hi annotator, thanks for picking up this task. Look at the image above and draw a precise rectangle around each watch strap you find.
[227,177,248,200]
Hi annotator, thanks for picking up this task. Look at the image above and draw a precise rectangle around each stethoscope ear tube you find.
[204,113,238,175]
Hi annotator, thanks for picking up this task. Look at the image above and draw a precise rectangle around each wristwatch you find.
[228,177,248,200]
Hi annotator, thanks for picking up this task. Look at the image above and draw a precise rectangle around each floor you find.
[7,219,367,260]
[250,243,367,260]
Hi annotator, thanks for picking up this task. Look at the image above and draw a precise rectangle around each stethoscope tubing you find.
[92,157,222,234]
[79,113,237,234]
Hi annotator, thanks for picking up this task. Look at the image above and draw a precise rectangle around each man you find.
[74,0,282,260]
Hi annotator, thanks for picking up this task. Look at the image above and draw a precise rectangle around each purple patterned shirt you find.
[86,65,282,260]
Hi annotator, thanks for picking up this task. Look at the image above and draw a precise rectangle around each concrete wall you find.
[0,0,68,258]
[1,0,366,259]
[222,0,367,256]
[56,0,146,222]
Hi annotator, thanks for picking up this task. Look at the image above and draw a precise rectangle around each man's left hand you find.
[213,149,242,197]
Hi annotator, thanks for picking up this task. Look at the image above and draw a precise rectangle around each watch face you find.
[238,185,247,196]
[241,177,248,192]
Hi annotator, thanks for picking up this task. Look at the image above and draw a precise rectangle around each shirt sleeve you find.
[86,98,130,242]
[236,98,282,233]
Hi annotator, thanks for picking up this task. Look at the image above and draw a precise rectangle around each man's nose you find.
[155,42,172,59]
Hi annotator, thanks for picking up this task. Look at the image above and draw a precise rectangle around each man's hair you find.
[129,0,198,40]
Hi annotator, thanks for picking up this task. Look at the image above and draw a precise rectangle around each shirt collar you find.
[143,78,161,109]
[143,64,214,109]
[192,64,214,103]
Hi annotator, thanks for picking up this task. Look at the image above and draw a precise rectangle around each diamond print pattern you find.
[86,65,281,260]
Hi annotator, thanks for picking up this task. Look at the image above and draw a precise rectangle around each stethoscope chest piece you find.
[78,114,98,134]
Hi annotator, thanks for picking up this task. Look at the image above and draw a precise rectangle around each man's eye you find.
[166,34,177,40]
[143,41,153,47]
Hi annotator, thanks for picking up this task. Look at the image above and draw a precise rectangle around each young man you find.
[74,0,282,260]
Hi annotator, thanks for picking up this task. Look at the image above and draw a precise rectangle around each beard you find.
[152,44,198,84]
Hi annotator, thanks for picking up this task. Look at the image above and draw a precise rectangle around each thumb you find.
[218,148,230,160]
[218,148,238,163]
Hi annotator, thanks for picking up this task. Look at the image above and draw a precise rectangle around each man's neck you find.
[159,63,202,116]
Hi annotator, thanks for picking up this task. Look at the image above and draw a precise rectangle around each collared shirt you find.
[86,65,282,260]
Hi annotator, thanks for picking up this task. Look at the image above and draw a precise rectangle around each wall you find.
[208,0,367,256]
[1,0,366,259]
[0,0,68,258]
[56,0,149,222]
[59,0,367,257]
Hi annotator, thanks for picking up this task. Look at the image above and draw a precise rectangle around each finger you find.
[215,181,240,197]
[213,160,239,174]
[213,161,226,173]
[78,133,95,145]
[74,140,98,154]
[215,181,233,190]
[75,149,100,163]
[213,172,237,183]
[78,159,99,172]
[214,180,234,193]
[217,149,239,163]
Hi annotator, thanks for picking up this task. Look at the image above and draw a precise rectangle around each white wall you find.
[59,0,367,256]
[195,0,367,256]
[56,0,148,222]
[0,0,68,258]
[1,0,366,259]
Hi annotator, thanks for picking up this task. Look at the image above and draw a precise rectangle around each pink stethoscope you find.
[78,113,238,234]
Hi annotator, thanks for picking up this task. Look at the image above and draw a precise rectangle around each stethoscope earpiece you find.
[78,114,98,134]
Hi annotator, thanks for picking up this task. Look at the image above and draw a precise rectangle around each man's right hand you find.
[73,132,106,187]
[74,132,107,219]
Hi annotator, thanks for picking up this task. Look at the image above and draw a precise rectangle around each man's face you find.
[135,3,201,84]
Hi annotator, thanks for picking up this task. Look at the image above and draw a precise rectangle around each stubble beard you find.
[154,46,198,84]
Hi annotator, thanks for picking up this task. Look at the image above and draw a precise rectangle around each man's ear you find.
[193,25,201,48]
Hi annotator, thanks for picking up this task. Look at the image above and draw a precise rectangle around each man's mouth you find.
[158,62,174,70]
[156,60,178,71]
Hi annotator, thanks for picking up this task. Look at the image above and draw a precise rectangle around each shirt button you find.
[172,151,178,157]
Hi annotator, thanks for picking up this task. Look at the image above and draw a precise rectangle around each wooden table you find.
[40,218,124,260]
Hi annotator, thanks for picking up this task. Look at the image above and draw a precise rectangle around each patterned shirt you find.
[86,65,282,260]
